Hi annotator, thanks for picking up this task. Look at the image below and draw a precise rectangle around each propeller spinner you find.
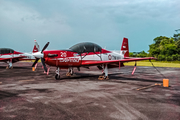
[32,42,49,72]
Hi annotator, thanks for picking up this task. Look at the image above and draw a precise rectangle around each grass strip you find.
[124,61,180,68]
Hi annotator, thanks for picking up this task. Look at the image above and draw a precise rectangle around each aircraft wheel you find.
[71,71,74,75]
[55,74,60,80]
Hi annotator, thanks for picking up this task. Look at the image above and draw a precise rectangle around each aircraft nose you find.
[32,51,44,58]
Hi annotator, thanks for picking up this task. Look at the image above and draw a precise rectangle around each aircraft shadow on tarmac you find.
[0,90,18,99]
[0,66,31,69]
[0,89,52,99]
[62,72,162,83]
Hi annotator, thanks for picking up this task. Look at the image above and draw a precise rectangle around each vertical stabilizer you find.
[120,38,129,57]
[32,40,40,53]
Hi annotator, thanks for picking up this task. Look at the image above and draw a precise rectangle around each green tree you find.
[148,43,160,56]
[166,44,177,55]
[173,33,180,41]
[138,51,147,57]
[153,36,169,46]
[178,55,180,61]
[129,52,133,57]
[172,54,178,61]
[158,55,165,61]
[175,40,180,54]
[149,36,178,57]
[166,56,172,61]
[174,31,180,54]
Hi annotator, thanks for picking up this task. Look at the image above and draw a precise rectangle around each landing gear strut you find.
[6,60,13,69]
[66,67,74,76]
[55,67,60,80]
[98,64,109,80]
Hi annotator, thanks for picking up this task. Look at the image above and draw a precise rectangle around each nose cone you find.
[33,51,44,58]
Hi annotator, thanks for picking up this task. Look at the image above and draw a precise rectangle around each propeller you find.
[32,58,39,67]
[41,42,49,53]
[41,58,47,72]
[32,42,49,72]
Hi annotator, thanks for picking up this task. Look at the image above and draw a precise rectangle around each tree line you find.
[129,31,180,61]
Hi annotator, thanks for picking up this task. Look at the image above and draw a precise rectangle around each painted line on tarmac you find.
[19,79,35,82]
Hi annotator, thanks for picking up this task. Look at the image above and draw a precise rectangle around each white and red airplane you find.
[0,41,39,69]
[32,38,156,80]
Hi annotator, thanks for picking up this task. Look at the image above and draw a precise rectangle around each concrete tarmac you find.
[0,62,180,120]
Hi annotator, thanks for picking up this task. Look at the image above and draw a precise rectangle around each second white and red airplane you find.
[32,38,156,80]
[0,47,39,69]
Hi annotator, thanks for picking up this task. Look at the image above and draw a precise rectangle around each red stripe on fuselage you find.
[43,49,111,58]
[0,51,23,56]
[43,49,112,67]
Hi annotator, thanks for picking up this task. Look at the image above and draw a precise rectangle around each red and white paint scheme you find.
[32,38,156,80]
[0,40,39,69]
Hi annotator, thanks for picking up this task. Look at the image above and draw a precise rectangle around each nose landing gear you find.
[55,67,60,80]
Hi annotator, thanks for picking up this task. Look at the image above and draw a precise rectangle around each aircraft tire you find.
[55,74,60,80]
[71,71,74,75]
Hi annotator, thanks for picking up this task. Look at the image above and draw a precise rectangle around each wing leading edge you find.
[81,57,156,66]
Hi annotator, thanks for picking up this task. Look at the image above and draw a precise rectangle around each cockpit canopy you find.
[69,42,102,54]
[0,48,14,54]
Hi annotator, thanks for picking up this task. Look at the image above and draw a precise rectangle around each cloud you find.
[0,0,71,37]
[0,0,179,52]
[92,0,180,21]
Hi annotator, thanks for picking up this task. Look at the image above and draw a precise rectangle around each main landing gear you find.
[6,60,13,69]
[98,64,109,80]
[55,67,74,80]
[55,67,60,80]
[66,67,74,77]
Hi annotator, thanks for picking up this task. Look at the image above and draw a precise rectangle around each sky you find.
[0,0,180,53]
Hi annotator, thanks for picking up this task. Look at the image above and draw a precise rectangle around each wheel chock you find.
[105,76,109,80]
[98,76,109,80]
[98,76,104,80]
[66,72,71,77]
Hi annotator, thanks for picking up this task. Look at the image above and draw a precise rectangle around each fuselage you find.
[0,50,35,63]
[43,49,124,68]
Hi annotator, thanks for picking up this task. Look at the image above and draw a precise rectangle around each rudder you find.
[120,37,129,57]
[32,40,40,53]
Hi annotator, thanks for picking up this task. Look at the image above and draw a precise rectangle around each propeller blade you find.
[41,42,49,53]
[41,58,47,72]
[32,58,40,67]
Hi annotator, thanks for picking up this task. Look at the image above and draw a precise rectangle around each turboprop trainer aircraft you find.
[0,41,39,69]
[32,38,156,80]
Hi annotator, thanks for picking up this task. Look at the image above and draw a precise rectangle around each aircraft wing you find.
[0,56,26,62]
[81,57,156,66]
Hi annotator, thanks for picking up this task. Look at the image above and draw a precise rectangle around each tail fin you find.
[120,37,129,57]
[32,40,40,53]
